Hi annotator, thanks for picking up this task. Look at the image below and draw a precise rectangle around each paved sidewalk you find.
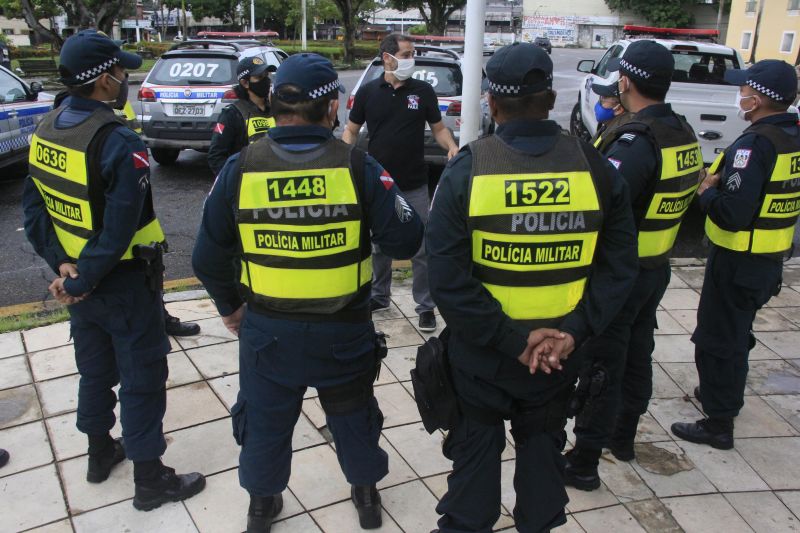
[2,264,800,533]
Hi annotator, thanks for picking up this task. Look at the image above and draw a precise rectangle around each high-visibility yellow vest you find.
[233,99,275,143]
[607,116,702,268]
[467,134,605,324]
[120,101,142,135]
[235,136,371,316]
[28,106,164,261]
[705,123,800,257]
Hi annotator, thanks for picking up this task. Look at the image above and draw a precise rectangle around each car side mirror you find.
[29,81,42,96]
[577,60,595,74]
[266,65,277,73]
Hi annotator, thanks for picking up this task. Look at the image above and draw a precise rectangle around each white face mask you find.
[736,92,758,121]
[387,54,415,81]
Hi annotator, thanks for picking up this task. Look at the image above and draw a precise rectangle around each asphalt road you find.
[0,48,707,307]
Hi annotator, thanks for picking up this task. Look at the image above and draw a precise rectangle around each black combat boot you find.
[693,386,702,403]
[165,312,201,336]
[132,461,206,511]
[86,436,126,483]
[351,485,382,529]
[564,446,602,491]
[610,413,639,462]
[0,448,9,468]
[671,418,734,450]
[246,493,284,533]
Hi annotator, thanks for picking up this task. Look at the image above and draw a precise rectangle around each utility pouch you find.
[410,328,461,434]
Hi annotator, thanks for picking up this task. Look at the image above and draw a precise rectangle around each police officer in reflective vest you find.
[672,60,800,449]
[192,53,423,532]
[590,74,633,153]
[208,56,276,175]
[426,43,638,533]
[564,40,703,490]
[22,30,205,510]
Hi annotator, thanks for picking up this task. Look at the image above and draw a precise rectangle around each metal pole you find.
[716,0,725,33]
[302,0,307,49]
[460,0,486,147]
[250,0,256,32]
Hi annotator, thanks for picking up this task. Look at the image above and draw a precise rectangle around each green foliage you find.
[604,0,695,28]
[409,24,427,35]
[388,0,467,35]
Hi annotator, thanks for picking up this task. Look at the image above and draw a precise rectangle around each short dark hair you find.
[491,70,553,120]
[270,84,335,123]
[380,33,414,62]
[762,95,791,112]
[629,77,669,101]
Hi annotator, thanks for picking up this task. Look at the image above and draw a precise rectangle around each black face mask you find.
[248,77,270,98]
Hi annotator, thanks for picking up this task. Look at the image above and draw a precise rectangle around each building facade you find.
[726,0,800,64]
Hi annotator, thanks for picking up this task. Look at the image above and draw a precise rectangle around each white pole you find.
[135,22,141,43]
[250,0,256,32]
[301,0,307,49]
[460,0,486,147]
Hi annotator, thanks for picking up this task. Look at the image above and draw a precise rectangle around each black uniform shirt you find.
[426,119,639,380]
[207,98,270,176]
[349,74,442,191]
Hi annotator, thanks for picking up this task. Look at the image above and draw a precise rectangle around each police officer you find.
[426,43,638,533]
[564,40,703,490]
[672,60,800,449]
[192,53,423,532]
[590,74,633,152]
[22,30,205,510]
[208,56,276,175]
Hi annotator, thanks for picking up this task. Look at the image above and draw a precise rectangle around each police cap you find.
[273,53,345,102]
[608,40,674,89]
[59,29,142,86]
[486,42,553,97]
[592,72,620,97]
[237,56,271,81]
[724,59,797,104]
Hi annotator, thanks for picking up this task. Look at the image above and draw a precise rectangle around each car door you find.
[0,68,27,161]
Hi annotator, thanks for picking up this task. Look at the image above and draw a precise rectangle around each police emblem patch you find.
[252,57,264,65]
[726,172,742,192]
[407,95,419,110]
[733,149,751,169]
[395,195,413,222]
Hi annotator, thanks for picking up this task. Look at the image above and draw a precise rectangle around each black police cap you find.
[608,40,674,88]
[273,53,345,102]
[486,42,553,96]
[724,59,797,104]
[237,56,271,81]
[59,29,142,86]
[592,73,620,97]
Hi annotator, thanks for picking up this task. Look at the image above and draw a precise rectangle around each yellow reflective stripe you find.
[240,167,356,209]
[593,135,603,149]
[238,221,359,258]
[771,151,800,182]
[705,217,751,252]
[751,227,795,254]
[29,134,88,185]
[660,143,703,180]
[121,218,166,260]
[32,177,93,230]
[484,279,587,320]
[469,171,600,216]
[638,225,681,258]
[244,257,371,299]
[471,229,597,272]
[708,151,725,175]
[247,116,276,138]
[53,224,86,260]
[644,184,699,220]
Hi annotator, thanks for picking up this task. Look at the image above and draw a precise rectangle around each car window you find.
[262,51,283,69]
[0,69,27,103]
[363,62,463,97]
[148,56,236,85]
[595,45,623,79]
[671,51,740,84]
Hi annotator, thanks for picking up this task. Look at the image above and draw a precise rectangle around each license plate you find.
[172,104,205,116]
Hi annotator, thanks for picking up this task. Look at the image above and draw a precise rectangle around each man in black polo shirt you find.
[343,32,458,332]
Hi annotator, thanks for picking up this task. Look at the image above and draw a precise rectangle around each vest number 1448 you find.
[504,179,570,207]
[267,176,327,202]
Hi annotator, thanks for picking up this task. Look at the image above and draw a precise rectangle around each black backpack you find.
[410,328,461,434]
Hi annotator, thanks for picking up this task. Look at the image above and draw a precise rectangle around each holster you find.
[132,241,166,293]
[410,328,461,434]
[571,363,608,430]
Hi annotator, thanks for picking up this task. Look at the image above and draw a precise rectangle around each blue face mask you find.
[594,101,616,123]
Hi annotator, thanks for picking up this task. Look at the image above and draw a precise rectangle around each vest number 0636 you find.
[504,179,570,207]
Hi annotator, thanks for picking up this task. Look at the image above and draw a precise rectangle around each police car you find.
[0,65,54,170]
[137,39,286,165]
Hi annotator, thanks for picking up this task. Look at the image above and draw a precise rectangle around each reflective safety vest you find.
[232,99,276,144]
[705,123,800,257]
[28,106,165,261]
[236,137,372,316]
[609,116,702,268]
[592,112,635,153]
[467,134,606,324]
[120,101,142,135]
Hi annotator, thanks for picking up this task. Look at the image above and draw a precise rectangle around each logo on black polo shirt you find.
[407,95,419,110]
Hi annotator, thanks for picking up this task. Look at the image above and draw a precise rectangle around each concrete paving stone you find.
[749,341,783,361]
[390,277,414,295]
[383,422,452,478]
[776,491,800,520]
[36,373,80,417]
[572,504,646,533]
[659,362,702,397]
[0,354,31,390]
[677,441,768,492]
[375,364,399,387]
[271,513,322,533]
[766,287,800,308]
[647,397,704,434]
[372,318,424,349]
[763,394,800,432]
[377,436,418,490]
[754,308,799,332]
[162,382,229,433]
[780,269,800,286]
[381,480,441,533]
[163,289,209,304]
[165,350,203,388]
[623,498,682,533]
[0,420,52,478]
[23,322,72,353]
[735,395,797,438]
[659,289,700,311]
[774,307,800,328]
[746,360,800,395]
[736,437,800,490]
[725,491,799,533]
[383,346,417,383]
[0,330,25,359]
[630,441,715,498]
[374,382,421,428]
[293,412,327,451]
[370,301,406,320]
[756,331,800,359]
[662,493,753,533]
[288,444,350,510]
[175,317,238,350]
[162,418,240,477]
[0,464,67,532]
[654,310,689,334]
[672,267,705,289]
[184,341,239,379]
[311,499,404,533]
[667,272,690,289]
[651,364,685,398]
[422,472,449,500]
[184,468,304,533]
[0,383,42,429]
[165,298,220,321]
[208,373,239,411]
[302,397,326,429]
[169,335,181,353]
[652,335,694,364]
[636,413,672,443]
[26,519,75,533]
[59,453,134,514]
[72,499,197,533]
[28,345,76,382]
[665,309,697,335]
[597,456,654,503]
[390,293,423,319]
[551,516,591,532]
[45,409,121,461]
[565,481,619,513]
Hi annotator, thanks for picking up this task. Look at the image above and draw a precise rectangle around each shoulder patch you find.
[395,194,414,223]
[608,158,622,169]
[732,148,752,169]
[379,170,394,190]
[132,151,149,169]
[726,172,742,192]
[618,133,637,144]
[213,123,225,134]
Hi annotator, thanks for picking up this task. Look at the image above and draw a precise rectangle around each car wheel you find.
[150,148,180,166]
[570,102,591,143]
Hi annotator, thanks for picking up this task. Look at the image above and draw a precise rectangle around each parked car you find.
[137,39,287,165]
[533,36,552,54]
[346,45,492,167]
[571,26,747,164]
[0,42,10,70]
[0,65,53,170]
[483,39,497,56]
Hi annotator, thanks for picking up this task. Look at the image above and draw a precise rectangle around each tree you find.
[388,0,466,35]
[604,0,695,28]
[330,0,374,63]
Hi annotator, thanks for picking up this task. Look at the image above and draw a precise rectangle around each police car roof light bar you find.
[622,25,719,43]
[413,45,461,61]
[170,40,242,52]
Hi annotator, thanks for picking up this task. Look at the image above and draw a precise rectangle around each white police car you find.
[0,65,54,170]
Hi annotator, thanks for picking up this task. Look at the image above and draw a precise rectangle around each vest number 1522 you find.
[504,179,570,207]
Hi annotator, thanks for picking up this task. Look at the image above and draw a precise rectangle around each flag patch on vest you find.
[481,238,583,265]
[608,158,621,169]
[380,170,395,190]
[726,172,742,192]
[253,228,346,252]
[213,123,225,134]
[733,149,751,169]
[132,151,149,169]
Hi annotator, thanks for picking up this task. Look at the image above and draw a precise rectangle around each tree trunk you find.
[19,0,63,47]
[334,0,357,64]
[427,6,446,35]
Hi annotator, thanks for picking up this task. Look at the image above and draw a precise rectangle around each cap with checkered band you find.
[272,53,346,102]
[59,29,142,86]
[608,40,674,90]
[485,42,553,97]
[237,56,271,81]
[724,59,797,104]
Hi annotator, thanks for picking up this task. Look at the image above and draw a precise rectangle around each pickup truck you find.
[570,26,746,165]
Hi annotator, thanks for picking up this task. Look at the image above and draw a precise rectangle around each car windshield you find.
[148,56,236,85]
[364,62,463,97]
[670,51,741,85]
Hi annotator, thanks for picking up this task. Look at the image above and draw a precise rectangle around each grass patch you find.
[164,281,204,294]
[392,267,413,281]
[0,306,69,334]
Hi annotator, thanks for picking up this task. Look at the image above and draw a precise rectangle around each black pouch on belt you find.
[410,328,460,434]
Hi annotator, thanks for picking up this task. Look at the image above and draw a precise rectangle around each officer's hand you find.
[222,304,245,337]
[58,263,79,279]
[533,333,576,373]
[518,328,565,373]
[446,145,459,160]
[698,171,721,196]
[48,277,84,305]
